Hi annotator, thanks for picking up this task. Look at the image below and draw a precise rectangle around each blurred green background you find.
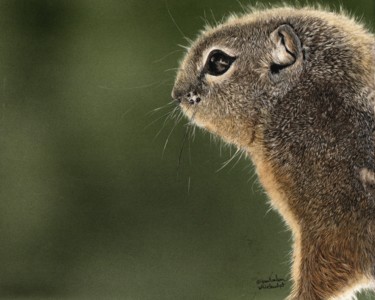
[0,0,373,299]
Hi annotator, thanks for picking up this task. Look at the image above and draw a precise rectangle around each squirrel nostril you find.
[189,99,195,104]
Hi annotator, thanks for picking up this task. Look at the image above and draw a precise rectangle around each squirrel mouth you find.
[178,103,206,127]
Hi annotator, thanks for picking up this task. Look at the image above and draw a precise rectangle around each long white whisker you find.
[153,49,183,64]
[210,9,218,26]
[216,148,242,172]
[146,101,174,116]
[187,176,191,194]
[162,119,179,158]
[236,0,247,13]
[177,124,190,175]
[229,149,246,170]
[153,106,179,140]
[162,105,192,158]
[177,44,190,51]
[164,67,181,73]
[165,0,187,39]
[144,110,173,130]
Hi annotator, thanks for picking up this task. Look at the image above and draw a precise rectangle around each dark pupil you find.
[206,50,236,76]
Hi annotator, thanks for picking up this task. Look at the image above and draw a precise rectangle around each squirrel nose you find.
[171,88,201,105]
[186,92,201,104]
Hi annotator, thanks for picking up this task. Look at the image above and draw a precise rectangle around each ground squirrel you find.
[171,5,375,300]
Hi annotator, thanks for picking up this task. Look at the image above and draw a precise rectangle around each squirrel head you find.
[171,7,375,150]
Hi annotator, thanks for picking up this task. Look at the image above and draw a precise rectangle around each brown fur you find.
[172,5,375,299]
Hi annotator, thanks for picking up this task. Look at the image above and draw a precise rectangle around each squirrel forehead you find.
[178,6,375,83]
[187,6,371,55]
[210,6,368,36]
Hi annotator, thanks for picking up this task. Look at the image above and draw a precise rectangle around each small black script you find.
[256,273,285,290]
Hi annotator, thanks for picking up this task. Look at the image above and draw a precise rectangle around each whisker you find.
[186,110,198,166]
[201,11,212,29]
[162,106,191,158]
[187,176,191,194]
[188,132,192,165]
[166,105,180,122]
[216,147,242,172]
[229,149,246,171]
[176,109,197,187]
[219,139,223,157]
[183,36,194,46]
[153,49,183,64]
[144,110,173,130]
[154,106,180,140]
[191,124,196,141]
[160,80,175,87]
[178,44,190,51]
[162,119,179,158]
[236,0,247,13]
[164,67,181,73]
[146,100,175,116]
[170,105,182,120]
[210,9,218,26]
[177,124,190,175]
[165,0,187,39]
[176,109,187,123]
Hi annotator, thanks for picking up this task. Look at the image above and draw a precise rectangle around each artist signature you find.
[256,273,285,290]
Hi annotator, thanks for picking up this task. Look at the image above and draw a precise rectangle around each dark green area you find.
[0,0,373,299]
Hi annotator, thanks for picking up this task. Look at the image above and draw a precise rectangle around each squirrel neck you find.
[248,84,375,231]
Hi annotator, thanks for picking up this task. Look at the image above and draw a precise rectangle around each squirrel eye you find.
[205,50,236,76]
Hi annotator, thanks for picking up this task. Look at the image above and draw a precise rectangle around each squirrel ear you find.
[269,24,302,76]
